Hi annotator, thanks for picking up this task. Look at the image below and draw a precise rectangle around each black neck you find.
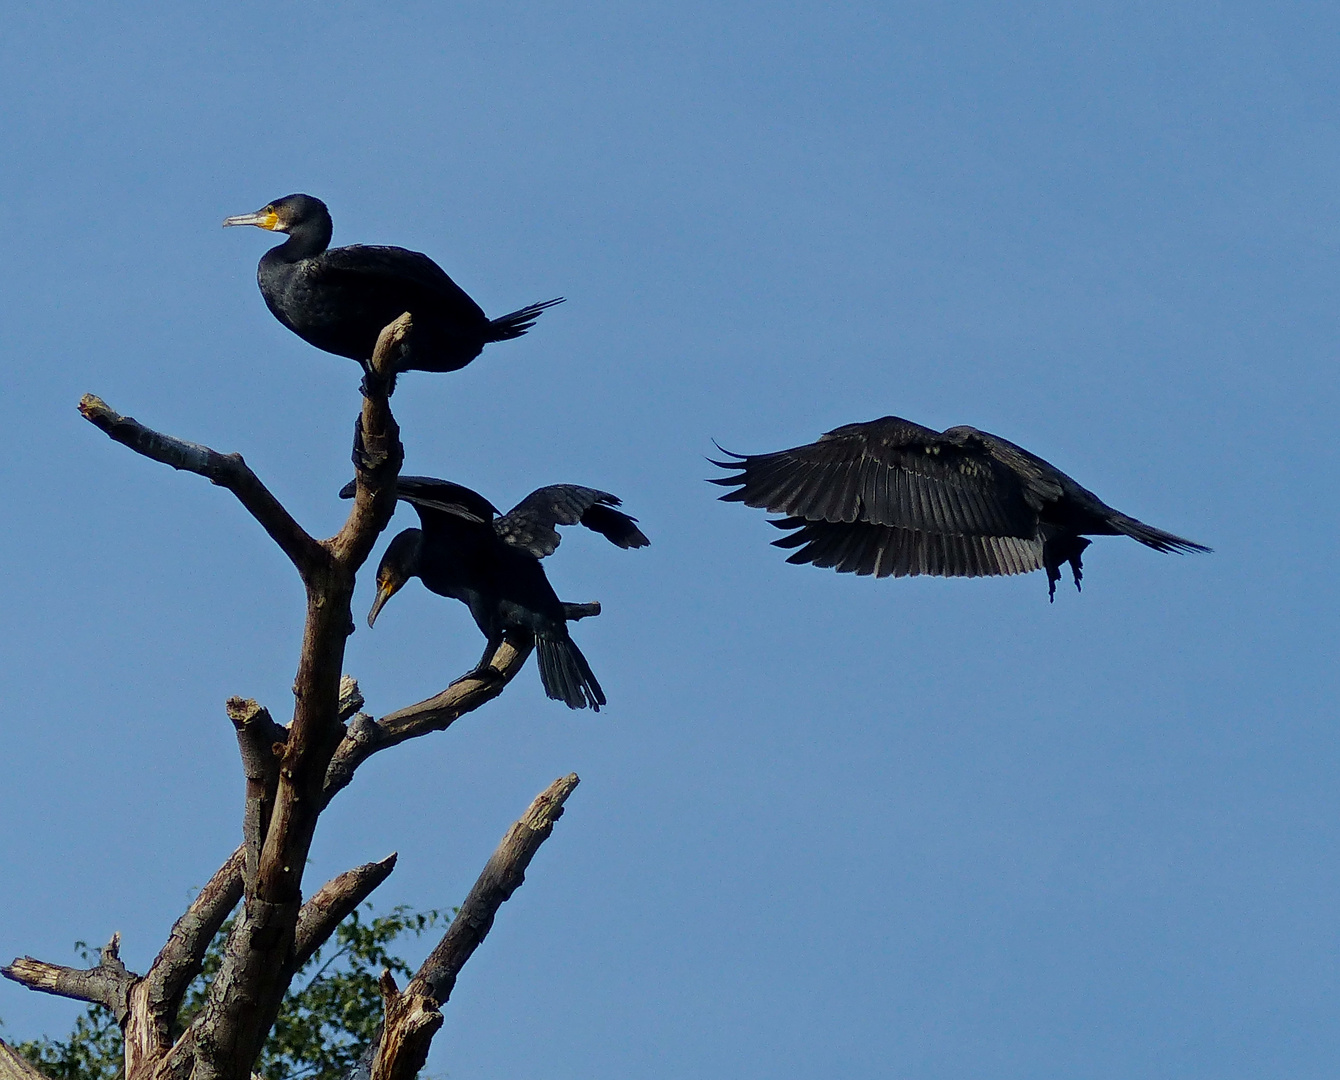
[273,213,332,261]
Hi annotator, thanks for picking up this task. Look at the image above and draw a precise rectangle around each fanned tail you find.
[486,297,565,342]
[535,632,605,711]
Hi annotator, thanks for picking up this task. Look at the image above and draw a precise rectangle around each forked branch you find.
[31,311,573,1080]
[251,312,406,905]
[2,935,135,1020]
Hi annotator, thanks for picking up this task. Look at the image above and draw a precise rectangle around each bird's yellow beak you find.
[367,580,397,628]
[222,208,281,230]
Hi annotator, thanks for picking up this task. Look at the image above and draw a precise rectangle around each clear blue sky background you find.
[2,3,1337,1077]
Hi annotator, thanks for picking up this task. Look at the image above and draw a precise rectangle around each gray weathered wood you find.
[14,314,582,1080]
[367,775,580,1080]
[0,1039,47,1080]
[323,635,534,804]
[291,855,399,974]
[2,935,135,1019]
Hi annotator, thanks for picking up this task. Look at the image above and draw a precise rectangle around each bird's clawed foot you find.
[464,638,511,686]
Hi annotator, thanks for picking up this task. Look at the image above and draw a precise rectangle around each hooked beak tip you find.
[367,587,391,628]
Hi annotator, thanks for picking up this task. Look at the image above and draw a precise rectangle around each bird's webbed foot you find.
[562,601,602,622]
[1042,534,1091,602]
[1046,562,1061,602]
[1069,546,1088,593]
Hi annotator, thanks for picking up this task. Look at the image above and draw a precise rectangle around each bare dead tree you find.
[2,316,582,1080]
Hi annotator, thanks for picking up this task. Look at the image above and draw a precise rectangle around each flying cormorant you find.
[346,476,649,710]
[710,416,1209,599]
[224,194,562,374]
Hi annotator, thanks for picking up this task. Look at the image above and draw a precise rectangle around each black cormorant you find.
[710,416,1209,599]
[346,476,649,709]
[224,194,562,374]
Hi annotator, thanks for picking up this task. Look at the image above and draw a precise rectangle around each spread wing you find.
[390,476,499,535]
[949,428,1210,552]
[495,485,651,558]
[768,517,1043,578]
[710,416,1039,538]
[337,475,498,527]
[309,245,487,324]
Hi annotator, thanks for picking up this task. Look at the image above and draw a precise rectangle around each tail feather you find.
[535,633,605,711]
[1110,513,1212,554]
[486,297,565,342]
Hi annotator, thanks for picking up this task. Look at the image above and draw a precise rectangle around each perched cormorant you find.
[345,476,649,710]
[711,416,1209,599]
[224,194,562,374]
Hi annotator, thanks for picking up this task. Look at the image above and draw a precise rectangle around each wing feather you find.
[769,518,1042,579]
[713,417,1038,539]
[497,485,648,557]
[311,245,487,324]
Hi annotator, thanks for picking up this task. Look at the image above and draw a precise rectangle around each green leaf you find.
[18,904,444,1080]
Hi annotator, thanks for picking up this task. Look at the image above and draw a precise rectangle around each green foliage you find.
[14,906,441,1080]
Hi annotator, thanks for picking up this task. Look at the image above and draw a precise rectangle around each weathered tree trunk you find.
[3,316,583,1080]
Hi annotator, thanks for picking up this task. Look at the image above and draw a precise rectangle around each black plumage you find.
[348,476,649,710]
[710,416,1209,599]
[224,194,562,373]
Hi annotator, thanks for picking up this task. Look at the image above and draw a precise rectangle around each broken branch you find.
[291,854,398,973]
[2,934,135,1020]
[366,774,580,1080]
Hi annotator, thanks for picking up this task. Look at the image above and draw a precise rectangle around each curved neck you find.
[406,529,426,577]
[273,213,332,262]
[390,529,426,581]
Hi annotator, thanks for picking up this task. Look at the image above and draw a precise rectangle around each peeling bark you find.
[292,855,398,974]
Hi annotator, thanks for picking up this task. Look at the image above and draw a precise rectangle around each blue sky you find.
[2,2,1338,1077]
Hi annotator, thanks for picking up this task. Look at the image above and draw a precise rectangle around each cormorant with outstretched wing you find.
[711,416,1208,599]
[346,476,648,709]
